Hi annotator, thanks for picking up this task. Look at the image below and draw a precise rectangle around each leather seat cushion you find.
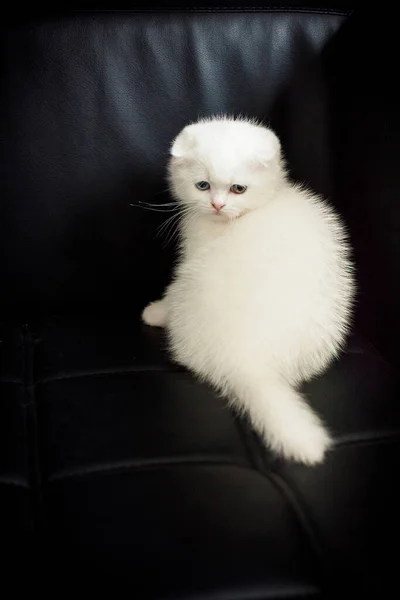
[1,317,398,593]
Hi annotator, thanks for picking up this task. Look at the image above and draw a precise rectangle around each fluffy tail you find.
[230,374,332,465]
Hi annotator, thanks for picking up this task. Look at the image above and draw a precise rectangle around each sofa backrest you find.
[0,8,348,315]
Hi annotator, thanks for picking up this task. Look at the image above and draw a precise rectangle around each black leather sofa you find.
[1,3,399,597]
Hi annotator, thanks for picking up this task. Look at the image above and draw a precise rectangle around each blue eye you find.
[230,184,247,194]
[195,181,210,191]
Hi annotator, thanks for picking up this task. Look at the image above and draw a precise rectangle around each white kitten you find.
[142,116,355,465]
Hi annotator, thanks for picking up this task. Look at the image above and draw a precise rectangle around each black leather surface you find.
[0,323,33,567]
[1,317,399,595]
[1,6,399,597]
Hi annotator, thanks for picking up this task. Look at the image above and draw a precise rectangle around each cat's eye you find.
[230,184,247,194]
[195,181,211,191]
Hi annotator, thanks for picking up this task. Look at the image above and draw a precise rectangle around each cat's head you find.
[168,116,285,220]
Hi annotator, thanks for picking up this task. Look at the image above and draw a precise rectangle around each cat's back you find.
[174,184,352,304]
[207,185,349,275]
[167,184,354,374]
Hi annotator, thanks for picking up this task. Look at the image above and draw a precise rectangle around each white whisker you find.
[129,203,178,213]
[154,204,199,248]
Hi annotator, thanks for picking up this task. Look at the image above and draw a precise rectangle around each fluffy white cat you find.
[142,116,355,465]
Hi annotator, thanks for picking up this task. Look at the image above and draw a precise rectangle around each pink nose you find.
[211,200,225,212]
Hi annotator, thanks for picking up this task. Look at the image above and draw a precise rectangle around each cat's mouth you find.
[210,210,241,221]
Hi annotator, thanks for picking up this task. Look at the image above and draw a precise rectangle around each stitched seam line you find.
[69,8,351,16]
[44,429,400,483]
[177,583,319,600]
[267,470,328,586]
[34,364,182,385]
[47,455,251,482]
[31,337,388,386]
[334,430,400,448]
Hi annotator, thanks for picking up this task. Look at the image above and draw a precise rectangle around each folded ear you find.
[257,128,281,167]
[170,125,197,158]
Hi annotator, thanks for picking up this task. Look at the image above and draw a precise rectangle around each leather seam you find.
[334,430,400,448]
[47,455,252,482]
[34,365,183,385]
[70,7,351,16]
[45,432,400,482]
[266,470,327,581]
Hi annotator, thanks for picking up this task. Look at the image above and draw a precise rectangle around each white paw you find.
[142,301,167,328]
[270,416,333,466]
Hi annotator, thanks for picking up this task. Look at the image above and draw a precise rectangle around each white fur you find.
[142,116,355,465]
